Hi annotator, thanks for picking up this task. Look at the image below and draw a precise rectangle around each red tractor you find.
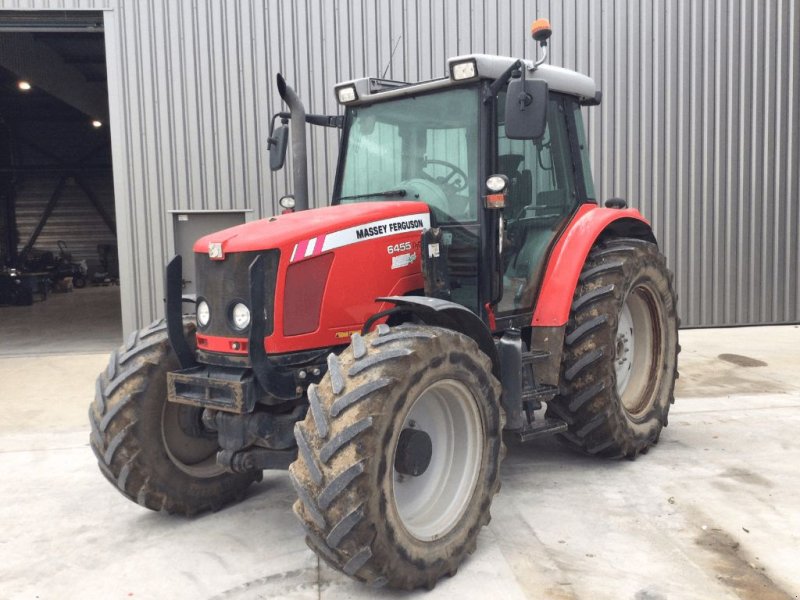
[90,21,678,590]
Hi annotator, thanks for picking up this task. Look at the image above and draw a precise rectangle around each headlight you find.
[197,300,210,327]
[231,302,251,330]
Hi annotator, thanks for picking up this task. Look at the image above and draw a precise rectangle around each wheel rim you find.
[392,379,483,541]
[615,284,663,417]
[161,402,225,478]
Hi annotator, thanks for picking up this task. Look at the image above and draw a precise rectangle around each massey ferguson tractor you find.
[90,20,678,590]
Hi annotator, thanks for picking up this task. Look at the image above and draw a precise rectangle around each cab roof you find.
[335,53,600,106]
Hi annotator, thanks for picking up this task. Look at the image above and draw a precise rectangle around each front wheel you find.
[289,324,503,590]
[89,318,259,515]
[546,237,679,458]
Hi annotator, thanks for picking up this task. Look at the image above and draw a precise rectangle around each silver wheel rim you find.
[615,285,661,417]
[161,402,225,478]
[615,301,636,394]
[392,379,483,541]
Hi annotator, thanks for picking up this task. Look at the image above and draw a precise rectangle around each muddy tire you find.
[89,318,260,515]
[546,238,679,458]
[289,324,503,590]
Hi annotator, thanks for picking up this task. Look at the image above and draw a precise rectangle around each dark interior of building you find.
[0,13,122,352]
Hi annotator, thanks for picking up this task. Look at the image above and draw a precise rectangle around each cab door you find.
[495,93,593,318]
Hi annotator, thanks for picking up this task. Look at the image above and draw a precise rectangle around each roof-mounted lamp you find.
[531,18,553,68]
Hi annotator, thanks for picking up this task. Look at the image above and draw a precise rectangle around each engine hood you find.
[193,201,431,257]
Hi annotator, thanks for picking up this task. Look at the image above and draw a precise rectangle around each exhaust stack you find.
[276,74,309,211]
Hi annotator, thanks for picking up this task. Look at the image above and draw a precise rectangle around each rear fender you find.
[532,204,656,327]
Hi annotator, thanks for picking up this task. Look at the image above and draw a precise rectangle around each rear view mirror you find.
[504,78,548,140]
[268,125,289,171]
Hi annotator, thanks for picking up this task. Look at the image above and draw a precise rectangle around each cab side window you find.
[571,101,597,201]
[497,95,576,220]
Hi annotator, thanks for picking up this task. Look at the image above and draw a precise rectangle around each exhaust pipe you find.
[276,74,309,211]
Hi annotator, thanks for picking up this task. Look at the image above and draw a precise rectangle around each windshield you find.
[336,87,480,223]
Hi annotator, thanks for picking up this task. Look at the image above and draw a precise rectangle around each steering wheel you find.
[422,159,468,192]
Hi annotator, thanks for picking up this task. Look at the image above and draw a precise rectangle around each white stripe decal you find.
[290,244,298,262]
[305,237,317,257]
[320,212,431,253]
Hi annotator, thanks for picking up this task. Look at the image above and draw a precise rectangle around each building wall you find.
[2,0,798,331]
[14,173,115,269]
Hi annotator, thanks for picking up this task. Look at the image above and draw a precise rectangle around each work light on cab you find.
[335,84,358,104]
[449,58,477,81]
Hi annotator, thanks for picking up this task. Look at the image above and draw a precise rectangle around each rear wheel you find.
[89,318,259,515]
[546,238,679,458]
[289,324,503,590]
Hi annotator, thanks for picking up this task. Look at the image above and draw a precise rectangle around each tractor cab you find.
[328,55,600,323]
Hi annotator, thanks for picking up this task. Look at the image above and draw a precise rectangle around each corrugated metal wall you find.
[14,173,115,269]
[2,0,797,332]
[9,118,116,270]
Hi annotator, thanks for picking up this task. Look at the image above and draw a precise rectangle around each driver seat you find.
[497,154,533,218]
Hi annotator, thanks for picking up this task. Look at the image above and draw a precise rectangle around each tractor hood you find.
[194,201,431,257]
[192,200,432,355]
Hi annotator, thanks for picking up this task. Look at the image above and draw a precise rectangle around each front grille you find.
[194,250,279,338]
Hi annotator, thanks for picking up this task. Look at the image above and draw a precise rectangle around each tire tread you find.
[289,324,503,590]
[89,317,257,515]
[546,237,679,458]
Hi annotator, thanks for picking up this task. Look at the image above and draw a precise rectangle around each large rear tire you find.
[89,318,260,515]
[546,238,679,458]
[289,324,503,590]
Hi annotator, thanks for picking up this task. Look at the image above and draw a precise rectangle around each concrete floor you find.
[0,286,122,356]
[0,313,799,598]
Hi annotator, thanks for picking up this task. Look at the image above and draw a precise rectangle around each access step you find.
[521,384,558,403]
[516,417,569,442]
[521,349,550,363]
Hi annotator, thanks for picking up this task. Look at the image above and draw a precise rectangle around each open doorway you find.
[0,11,121,355]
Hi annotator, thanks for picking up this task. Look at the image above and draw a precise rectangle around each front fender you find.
[374,296,500,379]
[532,204,656,327]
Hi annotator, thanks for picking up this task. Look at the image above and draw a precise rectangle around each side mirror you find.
[268,125,289,171]
[504,78,548,140]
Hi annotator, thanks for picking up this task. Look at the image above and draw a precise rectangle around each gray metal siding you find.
[2,0,797,332]
[14,173,115,269]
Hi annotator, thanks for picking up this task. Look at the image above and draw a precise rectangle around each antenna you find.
[381,36,402,79]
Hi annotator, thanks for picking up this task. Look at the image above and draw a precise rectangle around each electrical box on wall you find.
[169,210,252,295]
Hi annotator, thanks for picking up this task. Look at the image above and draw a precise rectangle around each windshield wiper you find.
[336,189,407,202]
